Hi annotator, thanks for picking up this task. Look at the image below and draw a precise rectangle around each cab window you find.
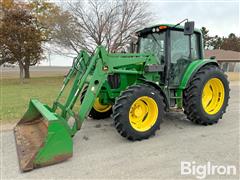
[139,32,166,64]
[169,31,200,86]
[171,31,200,63]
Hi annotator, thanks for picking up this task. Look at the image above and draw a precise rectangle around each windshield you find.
[139,32,166,63]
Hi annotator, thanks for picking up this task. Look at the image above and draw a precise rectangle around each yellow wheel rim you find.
[93,98,112,113]
[201,78,225,115]
[129,96,158,132]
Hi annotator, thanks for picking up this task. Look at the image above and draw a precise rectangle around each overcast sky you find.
[42,0,239,66]
[58,0,239,36]
[149,0,239,37]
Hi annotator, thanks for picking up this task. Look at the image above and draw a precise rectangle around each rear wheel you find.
[183,65,230,125]
[113,84,165,141]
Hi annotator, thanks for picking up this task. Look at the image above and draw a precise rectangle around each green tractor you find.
[14,21,230,172]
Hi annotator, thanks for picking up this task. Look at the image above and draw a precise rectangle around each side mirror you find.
[184,21,195,35]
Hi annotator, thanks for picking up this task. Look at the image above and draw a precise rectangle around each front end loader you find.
[14,46,160,171]
[14,21,230,172]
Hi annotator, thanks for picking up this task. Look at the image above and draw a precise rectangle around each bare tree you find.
[49,10,83,54]
[64,0,151,53]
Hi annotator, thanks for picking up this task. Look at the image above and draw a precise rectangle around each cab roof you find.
[136,23,202,35]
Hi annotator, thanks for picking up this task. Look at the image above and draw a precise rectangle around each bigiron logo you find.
[181,161,237,179]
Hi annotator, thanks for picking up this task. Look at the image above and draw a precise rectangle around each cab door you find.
[168,30,201,86]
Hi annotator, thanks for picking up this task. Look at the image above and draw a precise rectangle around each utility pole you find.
[48,51,51,66]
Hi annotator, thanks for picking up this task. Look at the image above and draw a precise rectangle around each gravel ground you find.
[1,83,239,179]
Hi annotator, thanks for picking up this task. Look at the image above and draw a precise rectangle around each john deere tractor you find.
[14,21,229,172]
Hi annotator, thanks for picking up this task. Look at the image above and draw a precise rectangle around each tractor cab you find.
[134,22,204,87]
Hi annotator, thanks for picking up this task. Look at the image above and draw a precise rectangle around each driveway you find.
[1,83,239,179]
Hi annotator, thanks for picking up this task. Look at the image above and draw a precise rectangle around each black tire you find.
[113,84,165,141]
[183,65,230,125]
[88,107,112,120]
[80,87,112,120]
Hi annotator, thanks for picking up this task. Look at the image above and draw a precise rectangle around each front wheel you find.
[80,87,112,120]
[183,65,230,125]
[89,98,112,119]
[113,84,165,141]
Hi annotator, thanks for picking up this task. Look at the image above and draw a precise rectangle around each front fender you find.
[179,59,219,89]
[138,78,169,111]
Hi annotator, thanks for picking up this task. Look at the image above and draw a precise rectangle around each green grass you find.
[0,76,65,123]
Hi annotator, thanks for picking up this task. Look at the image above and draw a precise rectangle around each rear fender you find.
[179,59,219,89]
[176,59,219,108]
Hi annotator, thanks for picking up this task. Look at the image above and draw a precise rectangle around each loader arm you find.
[14,45,158,171]
[54,46,156,135]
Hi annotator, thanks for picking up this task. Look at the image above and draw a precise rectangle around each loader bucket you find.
[14,99,73,172]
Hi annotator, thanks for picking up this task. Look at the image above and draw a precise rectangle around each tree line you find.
[201,27,240,51]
